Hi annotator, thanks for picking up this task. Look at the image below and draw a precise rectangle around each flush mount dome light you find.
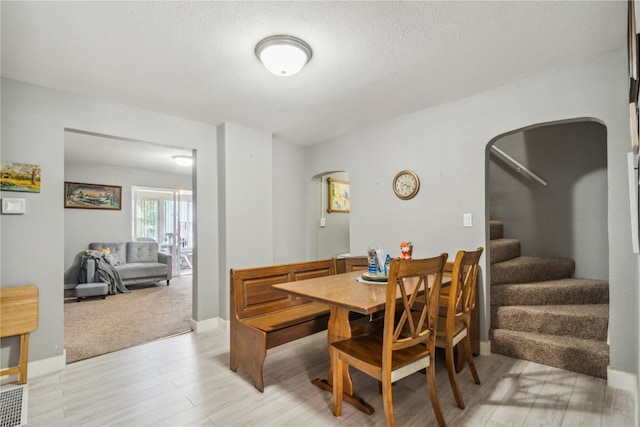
[173,155,193,166]
[255,35,312,76]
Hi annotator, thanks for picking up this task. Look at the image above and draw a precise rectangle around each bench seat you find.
[230,259,336,392]
[243,302,330,332]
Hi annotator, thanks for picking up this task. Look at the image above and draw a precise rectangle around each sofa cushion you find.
[89,242,126,263]
[126,241,158,263]
[116,262,168,280]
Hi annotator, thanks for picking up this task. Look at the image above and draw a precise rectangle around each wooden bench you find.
[230,259,335,392]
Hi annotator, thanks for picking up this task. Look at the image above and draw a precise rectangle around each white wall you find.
[217,123,273,320]
[63,162,192,285]
[272,139,308,264]
[1,78,219,369]
[304,49,639,378]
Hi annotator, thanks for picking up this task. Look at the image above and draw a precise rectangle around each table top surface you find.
[272,271,449,315]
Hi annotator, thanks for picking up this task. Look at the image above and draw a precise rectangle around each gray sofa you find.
[86,241,172,286]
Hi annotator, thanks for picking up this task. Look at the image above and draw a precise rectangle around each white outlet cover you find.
[2,198,26,214]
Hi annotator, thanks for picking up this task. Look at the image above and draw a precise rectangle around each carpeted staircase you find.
[489,220,610,378]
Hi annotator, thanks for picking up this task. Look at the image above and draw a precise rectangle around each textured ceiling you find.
[0,1,627,172]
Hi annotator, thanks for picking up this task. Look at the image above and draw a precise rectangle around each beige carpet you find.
[489,220,609,378]
[64,275,192,363]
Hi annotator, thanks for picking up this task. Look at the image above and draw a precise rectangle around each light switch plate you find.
[2,198,26,214]
[463,213,472,227]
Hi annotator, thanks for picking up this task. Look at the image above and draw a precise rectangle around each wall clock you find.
[393,170,420,200]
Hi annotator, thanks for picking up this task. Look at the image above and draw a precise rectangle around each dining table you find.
[272,270,450,415]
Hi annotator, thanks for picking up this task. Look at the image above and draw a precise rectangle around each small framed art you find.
[1,162,41,193]
[327,178,350,213]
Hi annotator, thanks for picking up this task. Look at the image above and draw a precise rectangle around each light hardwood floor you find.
[26,329,635,426]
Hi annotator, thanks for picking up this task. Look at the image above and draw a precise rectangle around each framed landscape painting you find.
[64,182,122,210]
[327,178,350,213]
[0,162,41,193]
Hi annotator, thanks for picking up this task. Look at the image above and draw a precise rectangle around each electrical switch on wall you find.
[463,213,472,227]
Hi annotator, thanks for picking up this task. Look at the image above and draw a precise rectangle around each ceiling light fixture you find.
[172,155,193,167]
[255,35,312,77]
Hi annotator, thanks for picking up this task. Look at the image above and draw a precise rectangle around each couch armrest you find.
[158,252,173,279]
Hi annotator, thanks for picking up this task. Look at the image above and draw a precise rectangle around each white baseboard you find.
[607,367,638,393]
[607,367,638,425]
[30,351,67,378]
[1,351,67,385]
[218,318,230,331]
[480,340,491,356]
[190,317,227,332]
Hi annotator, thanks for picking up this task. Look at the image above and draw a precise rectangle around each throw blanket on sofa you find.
[79,253,129,295]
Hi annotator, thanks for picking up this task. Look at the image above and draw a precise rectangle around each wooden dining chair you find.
[331,254,448,427]
[436,247,483,409]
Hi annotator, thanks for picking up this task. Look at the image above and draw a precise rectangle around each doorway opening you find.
[310,171,351,260]
[485,119,609,374]
[63,130,195,363]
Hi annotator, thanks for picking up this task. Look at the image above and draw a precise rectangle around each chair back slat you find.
[447,247,483,328]
[385,254,447,353]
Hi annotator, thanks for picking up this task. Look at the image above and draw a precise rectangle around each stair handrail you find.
[490,146,548,187]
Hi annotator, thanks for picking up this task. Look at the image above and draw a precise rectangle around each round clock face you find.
[393,170,420,200]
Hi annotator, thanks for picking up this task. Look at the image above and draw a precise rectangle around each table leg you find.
[311,306,375,415]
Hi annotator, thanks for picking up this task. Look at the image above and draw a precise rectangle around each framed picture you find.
[327,178,350,213]
[64,182,122,210]
[1,162,41,193]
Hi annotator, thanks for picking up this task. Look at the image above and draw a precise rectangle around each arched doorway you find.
[485,118,609,377]
[487,119,608,279]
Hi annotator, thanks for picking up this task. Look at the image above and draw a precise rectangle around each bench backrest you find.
[231,259,335,320]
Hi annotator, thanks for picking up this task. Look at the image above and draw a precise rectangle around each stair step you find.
[490,328,609,378]
[491,304,608,341]
[491,256,575,285]
[490,220,503,240]
[491,278,609,306]
[490,238,520,264]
